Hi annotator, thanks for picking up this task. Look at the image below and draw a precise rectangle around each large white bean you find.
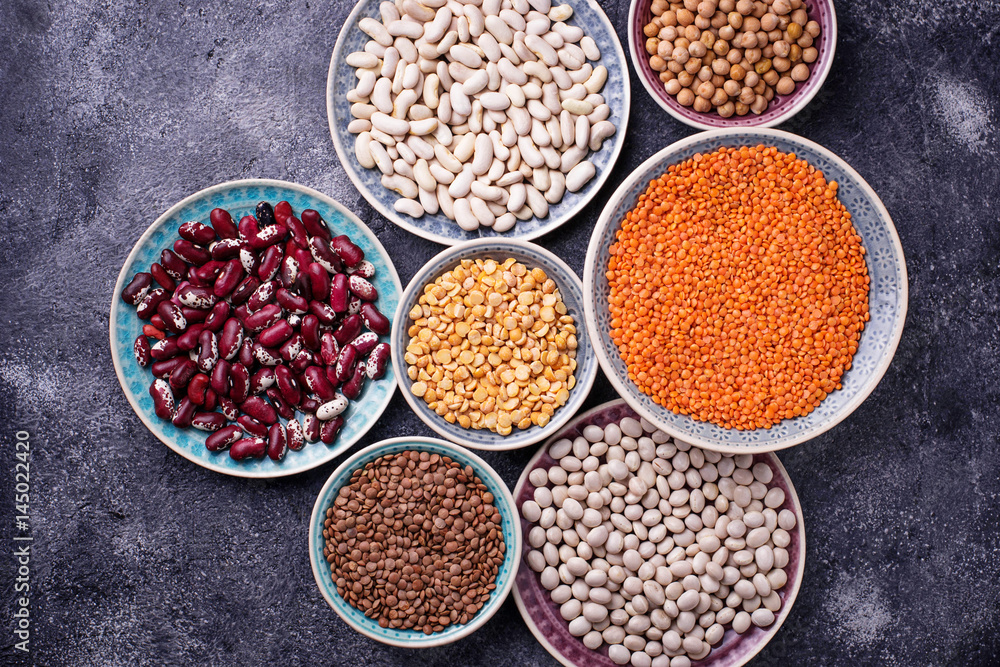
[453,197,479,230]
[566,160,595,192]
[472,133,494,174]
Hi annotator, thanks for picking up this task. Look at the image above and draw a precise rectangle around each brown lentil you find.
[323,450,506,634]
[607,145,870,430]
[404,258,578,436]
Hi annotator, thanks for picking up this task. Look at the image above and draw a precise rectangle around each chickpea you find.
[719,0,736,12]
[718,100,736,117]
[735,101,750,115]
[764,85,774,100]
[693,95,712,112]
[730,63,747,80]
[711,73,726,87]
[728,11,743,28]
[790,62,810,81]
[677,70,695,86]
[785,22,802,40]
[644,23,660,37]
[698,1,717,18]
[768,28,782,42]
[675,37,691,49]
[757,31,769,47]
[719,24,736,40]
[753,1,767,18]
[650,55,668,71]
[723,79,741,96]
[772,39,790,58]
[736,0,754,15]
[663,10,678,26]
[762,68,780,85]
[727,47,743,63]
[743,16,761,32]
[789,43,802,61]
[677,87,696,106]
[711,11,729,29]
[698,64,713,80]
[646,37,660,55]
[712,57,731,75]
[750,93,768,114]
[672,46,691,64]
[738,86,755,104]
[805,20,821,37]
[755,57,773,74]
[744,70,760,87]
[711,87,729,106]
[684,24,702,41]
[659,25,679,40]
[752,79,766,94]
[772,55,790,72]
[775,76,795,94]
[684,57,702,73]
[689,40,708,57]
[760,13,779,31]
[667,59,684,73]
[656,40,671,58]
[797,33,813,48]
[762,44,775,58]
[703,50,715,65]
[677,8,695,25]
[701,31,717,47]
[771,0,791,15]
[777,14,790,29]
[741,31,758,48]
[714,38,730,55]
[697,80,716,98]
[694,14,712,28]
[651,0,669,13]
[665,78,683,95]
[684,0,700,11]
[802,46,818,63]
[790,8,808,24]
[659,71,674,83]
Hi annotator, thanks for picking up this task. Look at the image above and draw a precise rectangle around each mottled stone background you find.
[1,0,998,664]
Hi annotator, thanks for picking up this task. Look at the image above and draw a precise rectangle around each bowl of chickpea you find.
[628,0,835,129]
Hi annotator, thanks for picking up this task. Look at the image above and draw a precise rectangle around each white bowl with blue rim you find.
[583,128,908,453]
[327,0,631,246]
[109,179,401,478]
[308,436,521,647]
[391,238,598,450]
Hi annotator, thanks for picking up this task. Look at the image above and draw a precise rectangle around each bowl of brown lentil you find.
[583,128,907,453]
[628,0,836,129]
[391,238,599,450]
[309,436,521,647]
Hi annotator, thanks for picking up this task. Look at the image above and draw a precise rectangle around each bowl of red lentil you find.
[309,437,521,647]
[628,0,836,130]
[583,128,907,453]
[391,238,599,450]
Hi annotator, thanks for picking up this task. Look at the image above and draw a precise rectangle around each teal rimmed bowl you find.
[110,179,401,478]
[308,437,521,647]
[583,128,908,453]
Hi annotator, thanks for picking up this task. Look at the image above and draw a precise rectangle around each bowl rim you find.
[327,0,632,246]
[583,127,909,453]
[109,178,402,478]
[307,435,522,647]
[390,237,599,450]
[626,0,838,130]
[511,398,807,667]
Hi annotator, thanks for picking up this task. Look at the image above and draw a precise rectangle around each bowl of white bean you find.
[328,0,630,245]
[513,399,805,667]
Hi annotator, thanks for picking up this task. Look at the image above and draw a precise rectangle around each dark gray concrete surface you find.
[1,0,998,664]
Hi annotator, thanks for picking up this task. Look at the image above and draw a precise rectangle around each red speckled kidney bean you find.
[253,342,281,367]
[152,357,184,379]
[274,201,292,223]
[309,237,342,274]
[258,245,283,281]
[333,314,363,345]
[219,318,243,360]
[267,423,288,461]
[303,413,321,442]
[230,363,250,402]
[134,336,152,366]
[152,337,180,361]
[143,324,166,340]
[210,208,238,239]
[206,425,242,451]
[291,349,315,373]
[177,284,216,310]
[331,235,365,268]
[203,388,218,411]
[300,209,330,240]
[352,332,379,356]
[187,373,209,405]
[279,334,304,362]
[173,239,211,266]
[157,301,187,334]
[348,275,378,301]
[230,437,266,460]
[366,343,390,379]
[299,396,320,414]
[136,288,169,319]
[150,379,175,419]
[286,418,304,450]
[122,273,152,305]
[196,330,218,373]
[173,397,196,427]
[342,366,366,400]
[320,332,339,366]
[275,365,302,406]
[241,396,277,425]
[179,221,217,245]
[294,271,313,302]
[329,274,349,313]
[238,414,268,437]
[177,324,206,352]
[275,288,308,315]
[266,387,296,420]
[210,238,245,261]
[304,366,337,401]
[244,303,281,332]
[307,263,331,301]
[160,249,188,280]
[151,263,176,291]
[214,259,244,299]
[285,216,308,248]
[320,416,344,444]
[203,300,230,332]
[250,367,276,395]
[238,337,256,367]
[280,255,300,289]
[188,261,225,287]
[250,223,287,250]
[230,275,260,306]
[219,396,238,421]
[247,280,277,312]
[258,319,293,348]
[181,306,209,324]
[211,360,231,396]
[347,259,375,279]
[169,359,197,390]
[360,302,390,336]
[239,215,259,242]
[348,295,362,316]
[239,246,259,275]
[192,412,226,432]
[335,345,358,383]
[301,315,321,350]
[309,300,338,325]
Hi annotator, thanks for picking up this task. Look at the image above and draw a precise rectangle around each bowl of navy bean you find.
[512,399,805,667]
[328,0,631,245]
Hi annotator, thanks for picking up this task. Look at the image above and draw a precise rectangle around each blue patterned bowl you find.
[391,239,598,450]
[583,129,908,453]
[327,0,630,246]
[308,437,521,647]
[109,179,402,477]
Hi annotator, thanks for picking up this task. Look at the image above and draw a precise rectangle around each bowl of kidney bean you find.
[111,179,401,477]
[309,436,521,647]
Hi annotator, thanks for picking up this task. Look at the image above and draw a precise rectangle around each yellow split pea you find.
[405,257,579,436]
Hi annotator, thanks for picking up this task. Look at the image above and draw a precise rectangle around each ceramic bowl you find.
[513,399,806,667]
[391,238,598,450]
[328,0,631,245]
[583,128,908,453]
[110,179,401,478]
[309,436,521,647]
[628,0,836,130]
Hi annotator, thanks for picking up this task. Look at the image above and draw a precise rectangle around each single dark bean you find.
[307,263,331,301]
[172,397,196,428]
[239,246,259,276]
[134,336,152,366]
[250,223,287,250]
[329,273,349,313]
[237,337,256,368]
[157,301,188,334]
[214,259,245,298]
[299,396,320,414]
[174,239,212,266]
[290,349,315,373]
[244,303,282,332]
[336,345,358,383]
[169,359,198,390]
[211,359,231,397]
[258,245,283,282]
[241,396,278,425]
[342,366,366,400]
[274,201,293,223]
[150,263,176,291]
[160,249,189,280]
[352,332,379,356]
[247,280,278,313]
[219,396,239,421]
[348,275,378,301]
[188,260,225,287]
[238,215,260,243]
[122,272,152,305]
[203,388,218,411]
[181,306,209,324]
[320,332,340,366]
[177,325,206,352]
[256,201,276,227]
[304,366,337,402]
[206,425,242,452]
[196,330,219,373]
[230,437,266,461]
[294,270,313,302]
[348,259,375,279]
[279,333,304,362]
[177,285,217,310]
[280,255,300,289]
[333,314,363,345]
[238,414,268,437]
[331,235,365,268]
[301,314,321,350]
[150,314,166,330]
[276,285,310,316]
[219,318,244,360]
[285,215,309,248]
[267,423,288,461]
[301,209,331,240]
[151,357,185,379]
[230,363,250,402]
[179,221,217,245]
[151,337,180,361]
[360,302,391,336]
[275,365,302,406]
[309,300,338,324]
[320,416,344,444]
[187,373,210,405]
[266,387,296,420]
[210,208,239,239]
[230,275,261,306]
[253,342,282,366]
[303,413,321,442]
[258,319,294,348]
